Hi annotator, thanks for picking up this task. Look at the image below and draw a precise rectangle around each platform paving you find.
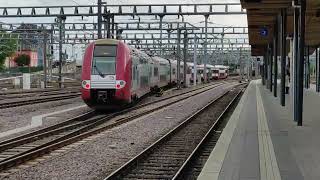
[198,79,320,180]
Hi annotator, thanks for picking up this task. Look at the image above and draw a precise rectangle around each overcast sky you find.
[0,0,248,61]
[0,0,247,26]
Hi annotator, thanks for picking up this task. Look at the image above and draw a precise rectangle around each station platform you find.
[198,79,320,180]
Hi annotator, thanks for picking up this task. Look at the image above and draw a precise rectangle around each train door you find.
[139,56,150,90]
[131,65,138,90]
[131,55,139,91]
[148,62,153,87]
[171,66,177,84]
[168,60,172,83]
[137,67,140,87]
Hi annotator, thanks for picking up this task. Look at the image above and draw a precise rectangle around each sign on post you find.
[260,28,268,37]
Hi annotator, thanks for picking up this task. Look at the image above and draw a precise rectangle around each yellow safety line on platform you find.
[256,81,281,180]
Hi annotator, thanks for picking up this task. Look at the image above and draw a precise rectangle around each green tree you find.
[14,54,31,67]
[0,32,17,70]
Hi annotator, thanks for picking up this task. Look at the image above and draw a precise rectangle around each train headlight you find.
[116,80,126,89]
[82,80,91,89]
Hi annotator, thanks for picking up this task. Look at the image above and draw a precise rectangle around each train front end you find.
[81,39,132,110]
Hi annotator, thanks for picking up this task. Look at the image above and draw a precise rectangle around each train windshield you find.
[92,45,117,75]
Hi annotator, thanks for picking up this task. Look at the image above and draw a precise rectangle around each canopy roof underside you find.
[240,0,320,56]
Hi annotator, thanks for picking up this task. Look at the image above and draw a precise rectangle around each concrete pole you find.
[111,15,115,39]
[262,55,266,85]
[115,25,119,39]
[43,33,47,88]
[280,8,287,106]
[183,31,188,88]
[316,48,320,92]
[159,15,164,56]
[293,7,299,122]
[203,14,209,83]
[107,14,111,38]
[193,35,197,86]
[240,47,243,80]
[49,32,53,81]
[71,44,75,60]
[177,29,181,89]
[167,31,171,59]
[269,44,273,92]
[97,0,102,39]
[273,19,278,97]
[306,46,310,89]
[297,0,306,126]
[104,22,107,38]
[58,16,65,88]
[221,33,225,65]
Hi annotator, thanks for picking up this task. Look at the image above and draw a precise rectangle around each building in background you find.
[3,23,43,69]
[4,50,38,68]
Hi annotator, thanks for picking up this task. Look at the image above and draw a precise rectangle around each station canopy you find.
[240,0,320,56]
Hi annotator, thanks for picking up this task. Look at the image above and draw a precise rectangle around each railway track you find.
[0,87,80,96]
[104,85,244,180]
[0,82,234,172]
[0,80,232,107]
[0,89,80,100]
[0,93,81,109]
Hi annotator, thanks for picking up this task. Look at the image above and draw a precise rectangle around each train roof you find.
[94,39,119,45]
[152,56,170,65]
[170,60,184,65]
[186,62,194,67]
[197,64,214,69]
[214,65,229,69]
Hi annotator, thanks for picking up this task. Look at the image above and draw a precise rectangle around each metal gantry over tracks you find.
[0,1,252,88]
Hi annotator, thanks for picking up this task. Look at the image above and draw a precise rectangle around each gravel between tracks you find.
[0,97,89,136]
[1,82,238,180]
[0,81,221,142]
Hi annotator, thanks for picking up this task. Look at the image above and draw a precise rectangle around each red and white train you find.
[81,39,182,109]
[212,65,229,79]
[81,39,229,110]
[195,64,229,82]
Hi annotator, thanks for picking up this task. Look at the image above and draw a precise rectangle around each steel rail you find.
[172,88,243,179]
[104,85,243,179]
[0,89,79,100]
[0,93,81,109]
[0,82,222,147]
[0,82,228,171]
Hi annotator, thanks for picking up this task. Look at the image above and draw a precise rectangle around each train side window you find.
[132,65,136,80]
[139,56,144,64]
[149,66,152,77]
[154,67,159,76]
